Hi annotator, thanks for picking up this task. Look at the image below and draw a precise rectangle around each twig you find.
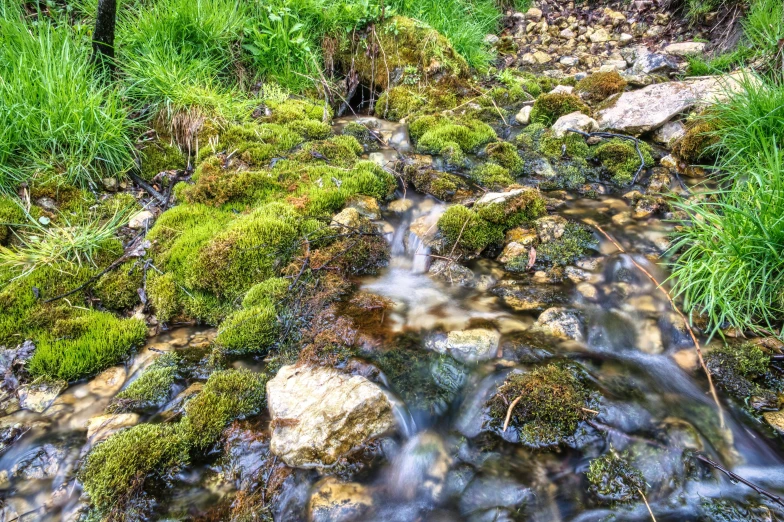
[502,395,523,432]
[638,488,657,522]
[128,172,167,205]
[593,224,725,429]
[695,453,784,508]
[567,129,647,185]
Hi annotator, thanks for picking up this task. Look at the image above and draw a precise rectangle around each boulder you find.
[430,328,501,363]
[17,380,67,413]
[596,74,747,135]
[498,242,528,264]
[533,307,584,342]
[631,51,677,75]
[128,210,154,230]
[664,42,707,57]
[551,112,598,138]
[308,477,373,522]
[267,365,396,468]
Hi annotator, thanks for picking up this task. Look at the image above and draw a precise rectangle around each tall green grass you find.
[0,4,134,192]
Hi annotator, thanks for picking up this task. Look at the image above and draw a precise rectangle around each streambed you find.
[1,118,782,522]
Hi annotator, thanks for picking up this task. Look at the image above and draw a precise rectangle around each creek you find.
[1,117,783,521]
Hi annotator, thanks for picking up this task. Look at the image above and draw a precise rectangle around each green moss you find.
[93,261,143,311]
[484,142,523,174]
[341,122,379,150]
[592,138,654,185]
[574,71,627,102]
[243,277,290,308]
[205,122,304,168]
[437,205,504,252]
[291,135,364,168]
[470,163,515,189]
[529,93,591,126]
[515,122,548,149]
[338,16,468,91]
[263,98,329,124]
[539,133,590,159]
[410,114,497,155]
[0,195,26,244]
[374,86,426,121]
[285,119,332,141]
[109,352,180,413]
[182,158,282,207]
[404,167,467,201]
[534,222,598,267]
[672,119,719,164]
[474,187,546,227]
[79,423,189,517]
[215,301,279,354]
[586,451,645,504]
[486,364,593,448]
[439,141,466,167]
[27,312,147,382]
[146,271,179,324]
[181,369,268,450]
[705,342,779,407]
[139,142,185,182]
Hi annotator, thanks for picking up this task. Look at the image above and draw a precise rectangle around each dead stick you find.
[594,224,725,429]
[638,489,657,522]
[695,453,784,508]
[503,395,523,432]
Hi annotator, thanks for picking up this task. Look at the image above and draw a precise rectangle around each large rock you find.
[664,42,707,57]
[596,74,746,135]
[17,380,67,413]
[429,328,501,363]
[267,365,396,468]
[551,112,598,138]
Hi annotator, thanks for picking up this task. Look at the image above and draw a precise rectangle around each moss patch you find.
[403,166,468,201]
[672,119,719,164]
[530,93,591,126]
[592,138,654,185]
[486,363,593,448]
[109,352,180,413]
[586,451,646,504]
[575,71,627,103]
[437,205,504,253]
[0,195,26,244]
[534,222,598,267]
[93,261,143,311]
[484,142,523,174]
[139,141,185,181]
[410,114,497,157]
[705,342,781,409]
[470,163,515,190]
[474,188,547,227]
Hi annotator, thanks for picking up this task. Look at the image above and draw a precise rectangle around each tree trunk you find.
[92,0,117,74]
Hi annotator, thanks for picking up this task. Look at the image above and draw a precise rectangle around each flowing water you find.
[2,118,784,521]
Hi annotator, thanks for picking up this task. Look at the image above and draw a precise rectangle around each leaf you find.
[527,247,536,271]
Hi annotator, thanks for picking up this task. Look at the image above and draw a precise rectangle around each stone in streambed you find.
[85,413,140,448]
[430,329,501,363]
[532,307,584,342]
[308,477,373,522]
[267,365,396,468]
[17,379,67,413]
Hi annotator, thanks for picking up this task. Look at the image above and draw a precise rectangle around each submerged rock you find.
[267,365,396,468]
[586,451,645,504]
[429,328,501,363]
[532,307,584,342]
[492,280,569,312]
[308,477,373,522]
[85,413,140,448]
[17,379,67,413]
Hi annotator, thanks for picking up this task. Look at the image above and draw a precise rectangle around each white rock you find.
[533,308,584,342]
[551,112,598,138]
[663,42,707,57]
[653,121,686,146]
[533,51,552,64]
[559,29,575,39]
[549,85,574,95]
[619,33,634,45]
[498,242,528,264]
[431,329,501,363]
[559,56,579,67]
[267,365,396,468]
[660,154,679,169]
[515,106,533,125]
[128,210,154,230]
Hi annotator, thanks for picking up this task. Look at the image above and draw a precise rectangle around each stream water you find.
[2,118,784,521]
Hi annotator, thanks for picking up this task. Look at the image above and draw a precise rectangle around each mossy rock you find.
[470,163,515,190]
[374,86,426,121]
[215,301,279,354]
[575,71,627,103]
[338,16,469,91]
[263,98,330,124]
[109,352,180,413]
[671,119,719,164]
[532,222,598,268]
[93,261,143,311]
[530,93,591,126]
[199,122,304,168]
[181,157,282,207]
[586,451,646,504]
[341,122,379,150]
[474,187,547,227]
[437,205,504,253]
[410,114,497,156]
[79,422,189,518]
[484,142,523,174]
[486,363,594,448]
[539,132,590,159]
[139,142,185,181]
[705,342,780,409]
[591,138,653,185]
[403,166,468,201]
[181,368,268,450]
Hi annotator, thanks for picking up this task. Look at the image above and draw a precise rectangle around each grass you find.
[0,3,134,192]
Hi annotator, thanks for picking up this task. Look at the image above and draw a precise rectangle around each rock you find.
[619,33,634,45]
[551,112,598,138]
[533,51,552,64]
[664,42,707,57]
[430,329,501,363]
[590,28,610,43]
[331,207,363,231]
[492,281,569,312]
[484,34,499,45]
[533,307,584,342]
[612,211,634,226]
[534,215,567,243]
[559,28,576,39]
[308,477,373,522]
[565,266,589,283]
[576,282,598,300]
[653,121,686,146]
[388,198,414,213]
[498,242,528,264]
[596,75,747,135]
[601,59,628,71]
[85,413,140,447]
[672,349,698,371]
[87,366,127,398]
[521,52,537,65]
[525,7,543,22]
[660,154,678,170]
[368,152,386,166]
[429,259,475,287]
[101,178,118,192]
[548,86,574,97]
[638,319,664,354]
[515,106,533,125]
[11,443,65,480]
[559,55,579,67]
[35,197,57,211]
[0,424,27,456]
[128,210,154,230]
[475,187,533,209]
[764,411,784,434]
[160,382,204,420]
[346,195,381,220]
[17,380,66,413]
[267,365,396,468]
[459,475,533,515]
[632,51,677,75]
[387,432,451,501]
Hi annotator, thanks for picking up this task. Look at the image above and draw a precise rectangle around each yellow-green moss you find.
[181,158,282,207]
[374,86,426,121]
[486,364,592,448]
[215,301,279,354]
[263,98,329,124]
[574,71,627,102]
[484,142,523,174]
[181,368,268,450]
[592,138,654,185]
[79,423,189,517]
[139,142,185,182]
[410,114,497,156]
[201,122,304,168]
[290,135,364,168]
[437,205,504,252]
[0,195,26,244]
[539,133,591,159]
[474,187,546,227]
[285,119,333,141]
[672,119,719,164]
[470,163,515,189]
[403,166,467,201]
[587,451,645,504]
[341,122,378,149]
[109,352,180,413]
[242,277,289,308]
[529,93,591,126]
[93,261,143,311]
[532,222,598,267]
[146,271,179,324]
